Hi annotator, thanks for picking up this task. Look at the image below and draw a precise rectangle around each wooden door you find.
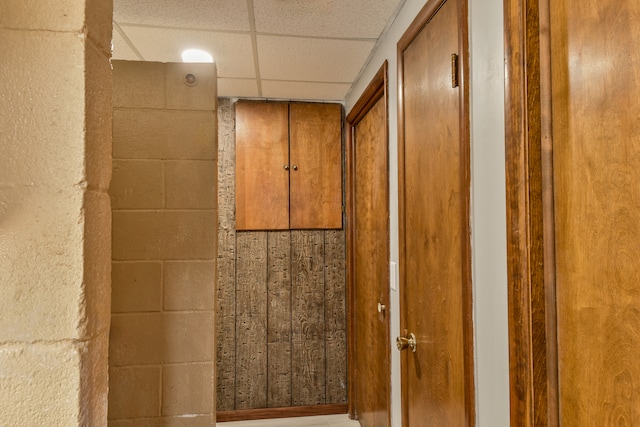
[347,63,390,427]
[290,103,343,229]
[505,0,640,425]
[397,0,474,425]
[236,102,289,230]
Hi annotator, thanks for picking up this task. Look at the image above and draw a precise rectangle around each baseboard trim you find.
[216,404,349,422]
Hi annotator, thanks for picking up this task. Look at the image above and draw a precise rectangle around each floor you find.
[217,414,360,427]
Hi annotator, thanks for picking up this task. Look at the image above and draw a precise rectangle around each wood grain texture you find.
[216,98,236,411]
[349,85,391,427]
[292,340,326,406]
[289,103,343,229]
[235,101,289,230]
[235,232,268,409]
[325,331,347,404]
[503,0,558,425]
[324,230,347,404]
[324,230,347,339]
[291,230,326,406]
[397,0,474,425]
[267,231,292,408]
[215,102,348,413]
[291,230,326,342]
[550,1,640,425]
[267,342,292,408]
[267,231,292,344]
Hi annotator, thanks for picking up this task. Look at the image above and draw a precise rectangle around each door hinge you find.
[451,53,459,88]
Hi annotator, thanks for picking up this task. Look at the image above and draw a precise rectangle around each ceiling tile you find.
[254,0,404,38]
[257,35,375,82]
[119,26,256,78]
[112,26,142,61]
[218,78,260,98]
[113,0,250,31]
[261,80,350,101]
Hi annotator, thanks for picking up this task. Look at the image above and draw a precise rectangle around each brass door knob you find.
[396,333,417,352]
[292,165,298,171]
[377,302,386,313]
[284,165,290,170]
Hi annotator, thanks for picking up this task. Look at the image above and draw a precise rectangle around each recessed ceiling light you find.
[181,49,214,63]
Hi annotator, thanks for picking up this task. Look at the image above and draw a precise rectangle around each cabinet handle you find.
[284,165,290,171]
[292,165,298,171]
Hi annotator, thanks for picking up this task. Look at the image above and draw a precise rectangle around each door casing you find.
[346,62,391,426]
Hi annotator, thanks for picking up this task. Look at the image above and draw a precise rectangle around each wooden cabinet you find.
[235,101,342,230]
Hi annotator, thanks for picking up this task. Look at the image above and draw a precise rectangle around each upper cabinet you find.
[235,101,343,231]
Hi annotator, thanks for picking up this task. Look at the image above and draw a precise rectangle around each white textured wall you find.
[0,1,113,425]
[346,0,509,425]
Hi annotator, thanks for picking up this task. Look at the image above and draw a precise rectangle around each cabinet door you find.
[290,103,343,229]
[235,102,289,230]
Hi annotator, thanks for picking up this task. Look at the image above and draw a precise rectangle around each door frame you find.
[396,0,474,424]
[346,61,391,422]
[503,0,560,425]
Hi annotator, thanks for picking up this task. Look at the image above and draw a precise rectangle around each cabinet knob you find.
[284,165,290,171]
[292,165,298,171]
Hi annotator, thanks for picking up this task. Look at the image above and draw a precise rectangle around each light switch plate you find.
[390,261,398,291]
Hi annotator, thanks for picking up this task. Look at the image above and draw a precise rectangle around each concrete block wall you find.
[109,61,217,426]
[0,1,113,425]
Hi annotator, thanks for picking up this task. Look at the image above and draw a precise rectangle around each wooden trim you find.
[397,0,475,425]
[503,0,559,425]
[455,1,474,425]
[345,61,391,423]
[216,404,348,422]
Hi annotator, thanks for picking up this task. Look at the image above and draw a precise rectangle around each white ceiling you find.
[112,0,405,101]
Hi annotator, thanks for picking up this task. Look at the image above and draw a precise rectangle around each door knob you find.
[292,165,298,171]
[284,164,290,171]
[377,302,386,313]
[396,332,417,352]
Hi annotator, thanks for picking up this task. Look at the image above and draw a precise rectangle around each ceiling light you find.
[181,49,214,63]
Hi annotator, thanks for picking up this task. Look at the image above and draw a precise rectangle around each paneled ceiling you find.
[112,0,405,101]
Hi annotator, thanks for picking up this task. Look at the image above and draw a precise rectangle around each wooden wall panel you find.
[291,230,326,406]
[292,340,326,406]
[291,230,326,342]
[267,342,292,408]
[268,231,292,343]
[325,230,347,403]
[216,102,347,414]
[235,232,268,409]
[267,231,292,407]
[216,98,236,411]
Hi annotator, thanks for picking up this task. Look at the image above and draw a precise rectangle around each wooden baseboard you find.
[216,404,349,422]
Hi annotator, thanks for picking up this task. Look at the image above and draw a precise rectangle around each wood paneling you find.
[235,102,289,230]
[325,230,347,404]
[397,0,474,425]
[267,342,292,408]
[550,1,640,424]
[291,230,326,342]
[291,231,326,405]
[267,231,292,408]
[216,98,236,411]
[267,231,292,344]
[216,102,347,415]
[290,103,343,229]
[235,231,268,409]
